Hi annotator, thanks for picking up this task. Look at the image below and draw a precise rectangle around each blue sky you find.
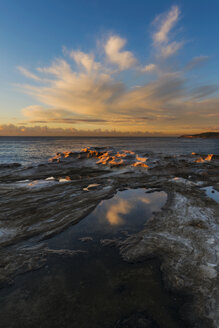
[0,0,219,135]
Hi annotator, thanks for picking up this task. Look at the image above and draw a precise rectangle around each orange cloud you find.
[13,5,218,135]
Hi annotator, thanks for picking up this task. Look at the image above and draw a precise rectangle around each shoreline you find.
[0,147,218,327]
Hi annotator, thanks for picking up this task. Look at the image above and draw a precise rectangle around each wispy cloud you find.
[15,5,219,135]
[153,5,180,44]
[160,41,183,58]
[22,105,107,124]
[190,85,217,99]
[69,51,101,73]
[141,63,157,73]
[152,5,182,58]
[185,56,209,71]
[17,66,41,81]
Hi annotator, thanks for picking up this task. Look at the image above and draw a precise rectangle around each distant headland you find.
[179,132,219,139]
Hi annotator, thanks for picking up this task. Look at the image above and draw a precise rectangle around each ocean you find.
[0,136,218,165]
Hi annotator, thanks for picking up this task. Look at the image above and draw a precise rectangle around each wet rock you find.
[100,238,121,247]
[120,190,219,328]
[44,248,87,256]
[114,312,159,328]
[0,163,21,170]
[78,236,93,242]
[0,147,218,327]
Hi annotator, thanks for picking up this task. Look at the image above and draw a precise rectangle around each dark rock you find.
[114,312,159,328]
[0,163,21,170]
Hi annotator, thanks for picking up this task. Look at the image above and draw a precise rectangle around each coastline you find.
[179,132,219,139]
[0,147,218,327]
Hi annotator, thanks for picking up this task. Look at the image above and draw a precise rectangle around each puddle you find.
[0,189,187,328]
[48,188,167,247]
[203,186,219,203]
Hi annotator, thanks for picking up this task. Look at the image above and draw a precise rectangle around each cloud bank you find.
[0,124,174,137]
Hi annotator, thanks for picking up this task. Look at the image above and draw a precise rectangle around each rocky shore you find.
[179,132,219,138]
[0,147,218,327]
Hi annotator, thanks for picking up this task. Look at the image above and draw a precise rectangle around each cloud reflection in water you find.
[106,199,133,225]
[95,188,167,232]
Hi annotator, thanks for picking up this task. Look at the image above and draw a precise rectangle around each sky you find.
[0,0,219,136]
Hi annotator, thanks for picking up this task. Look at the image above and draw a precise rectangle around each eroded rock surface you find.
[0,146,218,327]
[120,189,219,328]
